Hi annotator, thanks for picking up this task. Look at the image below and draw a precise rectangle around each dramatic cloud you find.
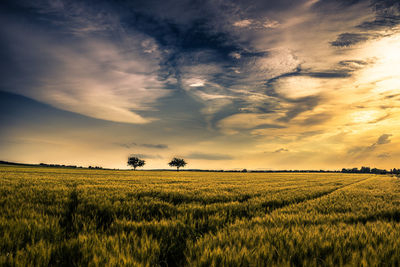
[330,33,370,47]
[0,1,170,124]
[357,0,400,30]
[1,0,400,169]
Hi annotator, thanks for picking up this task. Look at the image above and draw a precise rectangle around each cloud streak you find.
[330,33,370,47]
[118,143,168,149]
[186,152,234,160]
[348,134,392,155]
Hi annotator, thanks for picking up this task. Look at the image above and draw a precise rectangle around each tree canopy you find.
[127,156,145,170]
[168,158,187,171]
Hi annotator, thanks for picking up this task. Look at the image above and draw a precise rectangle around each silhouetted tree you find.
[127,156,145,170]
[168,157,187,171]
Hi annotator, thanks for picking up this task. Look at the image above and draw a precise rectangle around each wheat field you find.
[1,164,400,266]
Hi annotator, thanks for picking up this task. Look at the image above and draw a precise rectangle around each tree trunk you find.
[177,167,179,172]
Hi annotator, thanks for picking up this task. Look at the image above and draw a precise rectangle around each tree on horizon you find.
[127,156,145,170]
[168,157,187,171]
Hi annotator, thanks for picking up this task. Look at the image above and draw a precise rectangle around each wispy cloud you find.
[118,143,168,149]
[348,134,392,155]
[0,1,170,124]
[186,152,234,160]
[274,148,289,153]
[130,154,163,159]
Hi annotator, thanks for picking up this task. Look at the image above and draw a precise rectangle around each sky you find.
[1,0,400,170]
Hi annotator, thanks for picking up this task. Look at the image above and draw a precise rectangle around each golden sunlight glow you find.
[351,110,382,124]
[357,32,400,93]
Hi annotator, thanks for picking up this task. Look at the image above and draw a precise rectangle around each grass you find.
[1,164,400,266]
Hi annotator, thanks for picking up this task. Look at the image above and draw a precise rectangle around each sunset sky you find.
[1,0,400,170]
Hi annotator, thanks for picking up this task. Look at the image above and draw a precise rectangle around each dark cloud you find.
[357,16,400,29]
[305,71,351,78]
[186,152,234,160]
[277,96,320,123]
[265,66,354,95]
[125,13,239,55]
[253,124,286,130]
[118,143,168,149]
[141,143,169,149]
[376,134,392,145]
[348,134,392,154]
[113,1,245,86]
[131,153,163,159]
[274,148,289,153]
[377,153,390,158]
[385,94,400,99]
[118,143,136,149]
[330,33,370,47]
[369,114,390,124]
[301,113,332,126]
[357,0,400,30]
[313,0,366,9]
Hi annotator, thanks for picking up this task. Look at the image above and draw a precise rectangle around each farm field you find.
[1,164,400,266]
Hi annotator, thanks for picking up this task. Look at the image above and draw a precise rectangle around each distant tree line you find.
[341,166,400,175]
[88,166,103,169]
[39,163,81,169]
[126,156,399,175]
[2,160,399,175]
[39,163,103,169]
